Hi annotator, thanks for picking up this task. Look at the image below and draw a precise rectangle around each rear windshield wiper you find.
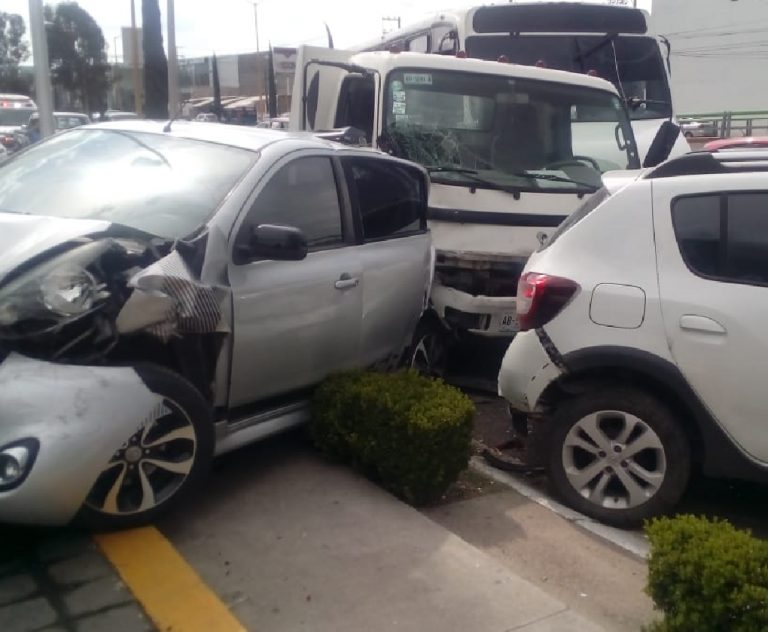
[426,165,523,197]
[510,170,599,191]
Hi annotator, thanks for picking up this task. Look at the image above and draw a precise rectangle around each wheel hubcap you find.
[562,411,666,510]
[85,399,197,516]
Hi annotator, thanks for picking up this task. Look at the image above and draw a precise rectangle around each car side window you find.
[236,156,344,261]
[342,157,426,242]
[673,192,768,285]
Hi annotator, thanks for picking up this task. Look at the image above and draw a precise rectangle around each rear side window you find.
[342,157,427,241]
[673,192,768,285]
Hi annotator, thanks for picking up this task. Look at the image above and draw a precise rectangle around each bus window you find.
[408,33,429,53]
[465,35,671,120]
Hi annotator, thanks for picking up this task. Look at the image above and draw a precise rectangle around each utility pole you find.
[382,16,401,36]
[252,2,260,52]
[167,0,180,116]
[28,0,55,138]
[130,0,143,114]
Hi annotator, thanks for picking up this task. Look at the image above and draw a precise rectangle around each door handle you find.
[679,314,726,335]
[334,273,359,290]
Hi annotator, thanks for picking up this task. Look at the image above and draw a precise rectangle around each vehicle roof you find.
[29,111,89,118]
[703,136,768,152]
[647,148,768,179]
[349,50,620,95]
[78,119,382,157]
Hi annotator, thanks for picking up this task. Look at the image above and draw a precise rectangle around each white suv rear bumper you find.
[498,330,563,412]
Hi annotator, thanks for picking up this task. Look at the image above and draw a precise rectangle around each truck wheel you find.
[547,387,690,528]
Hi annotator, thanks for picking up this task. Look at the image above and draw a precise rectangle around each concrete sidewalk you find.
[160,439,605,631]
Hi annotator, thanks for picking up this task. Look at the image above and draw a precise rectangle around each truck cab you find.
[291,48,641,367]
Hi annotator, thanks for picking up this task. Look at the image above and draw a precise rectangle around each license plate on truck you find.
[493,312,518,334]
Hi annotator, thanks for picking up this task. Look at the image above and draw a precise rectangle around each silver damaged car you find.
[0,121,433,528]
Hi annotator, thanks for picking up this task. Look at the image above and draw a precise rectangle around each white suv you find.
[498,150,768,526]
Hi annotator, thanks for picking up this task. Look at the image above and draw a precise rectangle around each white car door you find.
[227,153,362,407]
[652,173,768,461]
[340,155,432,367]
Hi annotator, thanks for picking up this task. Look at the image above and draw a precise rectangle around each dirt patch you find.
[435,467,503,505]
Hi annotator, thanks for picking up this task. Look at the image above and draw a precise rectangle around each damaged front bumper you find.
[0,353,163,525]
[431,283,519,337]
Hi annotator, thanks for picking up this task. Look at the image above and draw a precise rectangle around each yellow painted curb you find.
[95,527,246,632]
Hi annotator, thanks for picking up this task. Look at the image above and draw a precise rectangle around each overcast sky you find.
[5,0,653,61]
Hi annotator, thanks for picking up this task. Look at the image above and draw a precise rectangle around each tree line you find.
[0,1,168,117]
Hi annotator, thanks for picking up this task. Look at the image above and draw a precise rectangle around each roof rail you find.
[647,149,768,179]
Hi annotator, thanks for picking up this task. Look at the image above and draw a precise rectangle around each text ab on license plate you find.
[497,312,518,333]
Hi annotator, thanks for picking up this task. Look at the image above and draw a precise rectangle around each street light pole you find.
[28,0,55,138]
[130,0,143,114]
[167,0,180,116]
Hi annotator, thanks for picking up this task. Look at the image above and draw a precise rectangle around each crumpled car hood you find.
[0,213,112,286]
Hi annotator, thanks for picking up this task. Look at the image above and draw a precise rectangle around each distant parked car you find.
[195,112,219,123]
[679,119,718,138]
[0,121,432,528]
[0,94,37,154]
[268,117,290,130]
[99,110,140,122]
[703,136,768,151]
[26,112,91,143]
[498,148,768,527]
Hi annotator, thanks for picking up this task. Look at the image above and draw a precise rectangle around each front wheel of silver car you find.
[547,387,691,528]
[76,365,213,529]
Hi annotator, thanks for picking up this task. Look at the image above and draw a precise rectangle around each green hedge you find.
[310,370,475,505]
[645,515,768,632]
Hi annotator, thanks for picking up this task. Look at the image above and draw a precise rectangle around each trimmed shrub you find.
[645,515,768,632]
[311,370,475,505]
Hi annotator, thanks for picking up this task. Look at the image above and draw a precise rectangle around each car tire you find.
[547,387,690,528]
[406,316,449,378]
[75,364,214,530]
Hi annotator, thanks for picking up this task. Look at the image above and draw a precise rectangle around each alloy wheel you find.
[561,410,667,510]
[85,399,197,516]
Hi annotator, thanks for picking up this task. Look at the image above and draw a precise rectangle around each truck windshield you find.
[465,35,671,121]
[382,68,639,194]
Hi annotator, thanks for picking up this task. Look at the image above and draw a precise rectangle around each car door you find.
[341,155,432,367]
[227,153,362,408]
[652,175,768,461]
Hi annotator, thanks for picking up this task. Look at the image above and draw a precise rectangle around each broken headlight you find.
[0,240,112,338]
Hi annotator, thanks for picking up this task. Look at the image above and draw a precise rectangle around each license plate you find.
[498,312,518,333]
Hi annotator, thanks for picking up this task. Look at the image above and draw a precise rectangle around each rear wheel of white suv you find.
[547,387,690,527]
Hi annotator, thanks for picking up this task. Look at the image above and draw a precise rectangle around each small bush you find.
[645,515,768,632]
[311,370,475,505]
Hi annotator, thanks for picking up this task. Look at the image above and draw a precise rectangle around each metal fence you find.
[678,110,768,140]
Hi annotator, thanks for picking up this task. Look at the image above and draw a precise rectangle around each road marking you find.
[95,526,246,632]
[470,457,650,559]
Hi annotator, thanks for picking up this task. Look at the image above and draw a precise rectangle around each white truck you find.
[290,48,678,371]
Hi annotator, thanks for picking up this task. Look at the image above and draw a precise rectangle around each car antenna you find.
[163,100,186,133]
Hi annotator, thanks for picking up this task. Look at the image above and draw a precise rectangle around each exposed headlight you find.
[0,240,111,334]
[0,439,39,491]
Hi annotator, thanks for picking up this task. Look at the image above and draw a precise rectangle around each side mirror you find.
[643,120,682,168]
[241,224,308,262]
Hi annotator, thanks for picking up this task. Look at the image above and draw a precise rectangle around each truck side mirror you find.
[238,224,308,263]
[643,121,682,168]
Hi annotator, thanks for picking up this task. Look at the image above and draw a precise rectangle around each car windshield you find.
[466,35,672,120]
[383,68,639,194]
[0,128,257,239]
[0,108,36,126]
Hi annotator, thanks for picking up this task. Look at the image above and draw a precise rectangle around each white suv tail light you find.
[517,272,579,331]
